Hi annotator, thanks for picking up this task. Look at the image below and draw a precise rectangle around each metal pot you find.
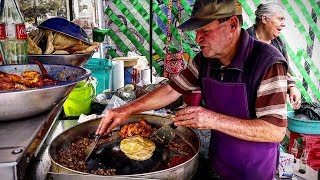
[49,114,200,179]
[0,64,91,121]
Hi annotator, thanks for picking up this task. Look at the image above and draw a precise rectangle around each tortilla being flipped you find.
[120,135,156,161]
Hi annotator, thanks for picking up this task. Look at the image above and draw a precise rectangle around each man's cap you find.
[177,0,242,31]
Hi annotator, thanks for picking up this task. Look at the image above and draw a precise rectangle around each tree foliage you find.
[17,0,63,24]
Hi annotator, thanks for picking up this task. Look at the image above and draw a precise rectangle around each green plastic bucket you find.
[63,81,95,116]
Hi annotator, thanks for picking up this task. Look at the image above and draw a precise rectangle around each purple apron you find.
[203,64,278,179]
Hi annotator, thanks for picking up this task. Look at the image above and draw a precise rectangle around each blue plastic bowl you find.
[38,17,90,44]
[287,111,320,134]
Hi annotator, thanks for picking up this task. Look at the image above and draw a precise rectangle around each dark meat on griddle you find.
[56,137,116,175]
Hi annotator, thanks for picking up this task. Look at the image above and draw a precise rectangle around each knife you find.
[151,121,177,146]
[85,134,102,161]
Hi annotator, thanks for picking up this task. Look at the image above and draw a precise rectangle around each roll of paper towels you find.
[112,60,124,91]
[141,68,151,84]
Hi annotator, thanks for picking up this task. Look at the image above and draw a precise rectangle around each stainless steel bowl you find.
[28,53,93,66]
[0,64,91,121]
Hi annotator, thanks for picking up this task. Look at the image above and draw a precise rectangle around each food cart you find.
[0,0,320,180]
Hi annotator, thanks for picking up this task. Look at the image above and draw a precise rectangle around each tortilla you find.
[74,44,99,54]
[52,50,70,54]
[44,30,54,54]
[53,33,82,50]
[120,136,156,161]
[64,43,90,53]
[28,29,45,45]
[27,36,42,55]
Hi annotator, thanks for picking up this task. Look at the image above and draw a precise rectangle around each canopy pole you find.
[149,0,153,83]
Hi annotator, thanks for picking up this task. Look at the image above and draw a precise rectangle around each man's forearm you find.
[123,84,182,114]
[211,113,286,143]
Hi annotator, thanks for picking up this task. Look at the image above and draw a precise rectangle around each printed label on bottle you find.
[0,23,6,40]
[6,23,15,38]
[16,24,27,40]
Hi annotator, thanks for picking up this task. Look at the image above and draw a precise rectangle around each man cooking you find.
[96,0,288,179]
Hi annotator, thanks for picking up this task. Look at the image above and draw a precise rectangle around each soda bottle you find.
[0,0,6,65]
[298,148,308,174]
[1,0,28,64]
[291,139,298,163]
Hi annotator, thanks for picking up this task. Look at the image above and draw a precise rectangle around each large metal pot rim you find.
[0,81,79,94]
[48,114,200,177]
[28,53,93,57]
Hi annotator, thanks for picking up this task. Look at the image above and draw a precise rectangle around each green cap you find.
[177,0,241,31]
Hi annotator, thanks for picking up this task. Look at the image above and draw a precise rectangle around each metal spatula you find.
[85,134,102,161]
[151,121,177,146]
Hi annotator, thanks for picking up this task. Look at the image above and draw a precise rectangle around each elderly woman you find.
[247,2,301,109]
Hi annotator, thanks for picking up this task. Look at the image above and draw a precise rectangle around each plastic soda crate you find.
[84,58,112,94]
[289,131,320,170]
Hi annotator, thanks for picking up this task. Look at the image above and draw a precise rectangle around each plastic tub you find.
[63,81,95,116]
[84,58,112,94]
[287,111,320,134]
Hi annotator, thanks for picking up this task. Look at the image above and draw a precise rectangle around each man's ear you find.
[229,16,238,31]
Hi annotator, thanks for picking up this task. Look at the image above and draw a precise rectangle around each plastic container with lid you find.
[84,58,112,94]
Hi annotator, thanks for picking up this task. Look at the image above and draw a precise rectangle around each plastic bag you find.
[294,102,320,121]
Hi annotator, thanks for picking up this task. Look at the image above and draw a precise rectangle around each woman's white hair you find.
[255,1,285,24]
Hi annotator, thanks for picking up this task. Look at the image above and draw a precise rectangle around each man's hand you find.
[173,106,215,130]
[174,106,286,142]
[289,86,301,110]
[96,107,132,135]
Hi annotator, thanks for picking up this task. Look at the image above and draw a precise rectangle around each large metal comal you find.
[49,114,200,179]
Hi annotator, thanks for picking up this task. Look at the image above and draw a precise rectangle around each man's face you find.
[264,11,286,39]
[195,20,232,58]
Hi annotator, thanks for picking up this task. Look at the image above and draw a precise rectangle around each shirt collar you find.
[226,28,254,71]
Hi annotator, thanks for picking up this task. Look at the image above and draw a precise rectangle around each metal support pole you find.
[68,0,74,21]
[149,0,153,83]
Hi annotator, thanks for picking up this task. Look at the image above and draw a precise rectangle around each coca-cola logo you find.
[16,24,27,40]
[0,23,6,40]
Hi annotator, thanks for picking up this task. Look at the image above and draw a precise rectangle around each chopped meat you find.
[167,136,195,168]
[55,120,195,175]
[119,119,153,138]
[56,137,116,175]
